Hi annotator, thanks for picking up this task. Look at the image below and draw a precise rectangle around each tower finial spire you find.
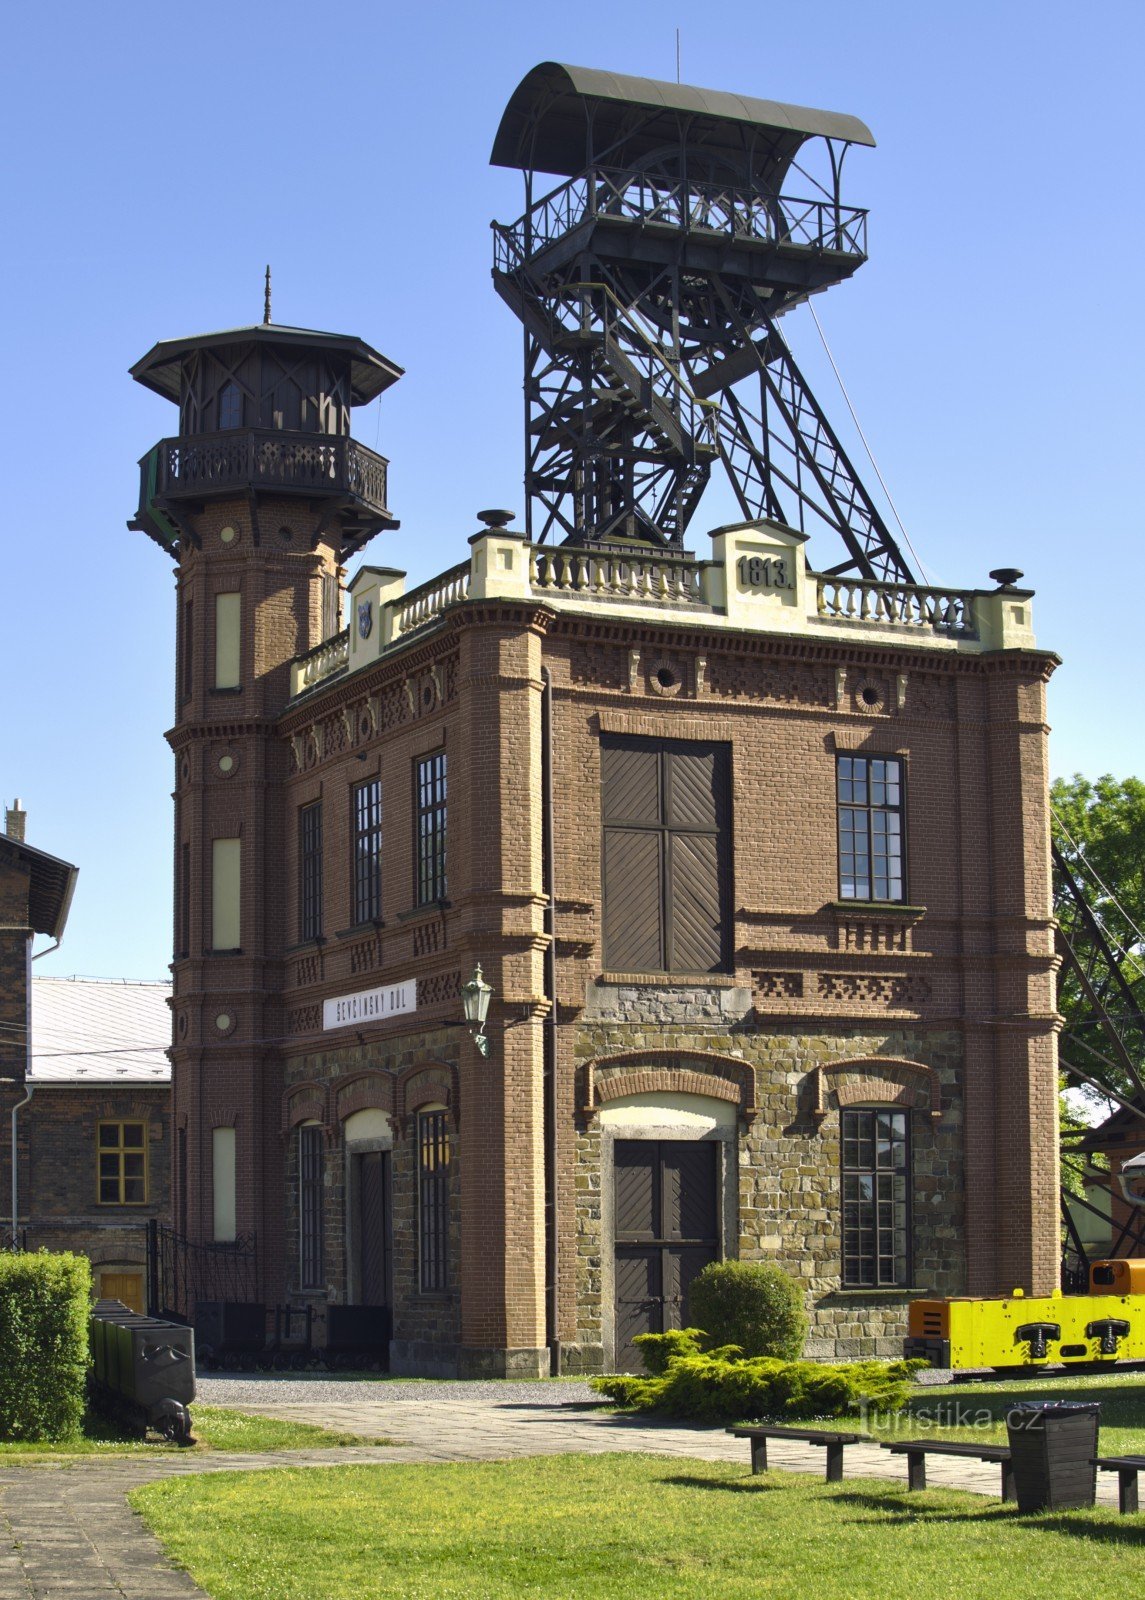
[263,265,272,325]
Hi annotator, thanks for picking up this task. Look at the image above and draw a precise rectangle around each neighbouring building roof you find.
[29,976,171,1083]
[0,834,78,940]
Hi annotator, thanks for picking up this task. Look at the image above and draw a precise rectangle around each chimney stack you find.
[5,799,26,842]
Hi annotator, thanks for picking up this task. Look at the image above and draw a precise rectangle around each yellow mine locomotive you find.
[905,1260,1145,1372]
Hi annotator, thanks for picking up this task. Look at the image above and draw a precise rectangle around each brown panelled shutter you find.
[602,738,731,973]
[603,830,663,972]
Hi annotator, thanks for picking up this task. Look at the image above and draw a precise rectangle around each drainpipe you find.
[540,667,560,1374]
[9,937,60,1248]
[10,1082,32,1250]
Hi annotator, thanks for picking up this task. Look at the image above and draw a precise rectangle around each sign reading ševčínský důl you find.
[322,980,416,1031]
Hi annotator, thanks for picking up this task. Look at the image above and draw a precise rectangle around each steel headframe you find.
[490,63,915,581]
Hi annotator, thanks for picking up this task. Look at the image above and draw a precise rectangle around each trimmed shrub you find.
[687,1260,808,1360]
[591,1351,919,1423]
[0,1251,91,1441]
[632,1327,706,1374]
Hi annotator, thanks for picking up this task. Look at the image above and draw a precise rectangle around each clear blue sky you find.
[3,0,1141,979]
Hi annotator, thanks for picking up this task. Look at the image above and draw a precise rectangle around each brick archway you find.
[811,1056,941,1126]
[584,1048,757,1122]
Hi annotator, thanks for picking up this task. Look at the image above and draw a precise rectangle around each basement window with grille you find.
[841,1108,910,1287]
[601,736,731,974]
[418,1109,450,1293]
[299,1125,324,1290]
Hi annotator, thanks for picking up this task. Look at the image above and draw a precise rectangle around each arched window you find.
[218,381,242,430]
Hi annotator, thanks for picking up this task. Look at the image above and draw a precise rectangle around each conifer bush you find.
[687,1260,808,1360]
[591,1351,918,1422]
[0,1251,91,1441]
[596,1320,922,1422]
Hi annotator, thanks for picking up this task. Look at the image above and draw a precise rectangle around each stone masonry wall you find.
[571,997,966,1365]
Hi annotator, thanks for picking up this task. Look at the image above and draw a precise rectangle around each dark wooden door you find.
[356,1151,392,1309]
[614,1140,719,1370]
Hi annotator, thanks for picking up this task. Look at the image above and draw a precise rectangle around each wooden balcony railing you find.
[150,430,391,518]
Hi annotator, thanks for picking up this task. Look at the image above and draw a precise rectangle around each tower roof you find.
[490,62,875,180]
[130,323,404,406]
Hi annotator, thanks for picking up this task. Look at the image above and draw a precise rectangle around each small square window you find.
[96,1122,148,1206]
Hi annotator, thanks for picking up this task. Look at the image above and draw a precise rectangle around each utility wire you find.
[1053,805,1145,959]
[805,301,933,586]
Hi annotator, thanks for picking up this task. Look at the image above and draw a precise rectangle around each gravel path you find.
[196,1373,597,1408]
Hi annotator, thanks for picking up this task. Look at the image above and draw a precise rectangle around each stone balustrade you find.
[815,577,977,637]
[531,548,706,607]
[290,628,349,696]
[392,563,471,640]
[287,519,1035,702]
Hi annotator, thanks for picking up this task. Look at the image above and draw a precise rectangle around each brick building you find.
[128,68,1061,1375]
[1,809,171,1306]
[22,976,171,1310]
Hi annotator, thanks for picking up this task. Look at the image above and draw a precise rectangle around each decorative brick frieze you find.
[416,971,462,1008]
[349,938,378,976]
[413,920,444,958]
[817,972,932,1006]
[754,971,804,999]
[295,952,322,987]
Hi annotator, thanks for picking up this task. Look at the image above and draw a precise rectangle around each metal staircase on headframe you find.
[490,62,916,580]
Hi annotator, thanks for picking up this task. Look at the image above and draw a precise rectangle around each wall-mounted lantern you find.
[461,964,493,1057]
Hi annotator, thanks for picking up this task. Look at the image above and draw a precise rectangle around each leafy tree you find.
[1052,775,1145,1110]
[1051,776,1145,1217]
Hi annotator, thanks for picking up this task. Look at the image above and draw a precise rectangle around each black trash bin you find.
[1005,1401,1101,1512]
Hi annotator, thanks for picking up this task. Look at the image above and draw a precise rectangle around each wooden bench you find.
[1094,1455,1145,1513]
[727,1425,866,1482]
[880,1439,1015,1500]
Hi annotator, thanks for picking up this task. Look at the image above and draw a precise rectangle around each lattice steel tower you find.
[491,63,914,582]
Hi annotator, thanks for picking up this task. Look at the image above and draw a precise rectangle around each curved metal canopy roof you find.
[130,324,404,406]
[491,62,875,179]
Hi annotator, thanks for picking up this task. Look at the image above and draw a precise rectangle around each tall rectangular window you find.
[211,838,241,951]
[299,802,323,940]
[841,1109,910,1287]
[97,1121,147,1205]
[179,840,191,958]
[321,571,341,639]
[837,756,905,902]
[177,1126,187,1235]
[212,1127,236,1243]
[352,779,383,923]
[214,593,241,689]
[418,1110,450,1292]
[415,753,447,906]
[299,1125,324,1289]
[601,737,731,974]
[180,598,193,700]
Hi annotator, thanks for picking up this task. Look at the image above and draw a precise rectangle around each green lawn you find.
[850,1371,1145,1453]
[0,1406,378,1463]
[132,1453,1145,1600]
